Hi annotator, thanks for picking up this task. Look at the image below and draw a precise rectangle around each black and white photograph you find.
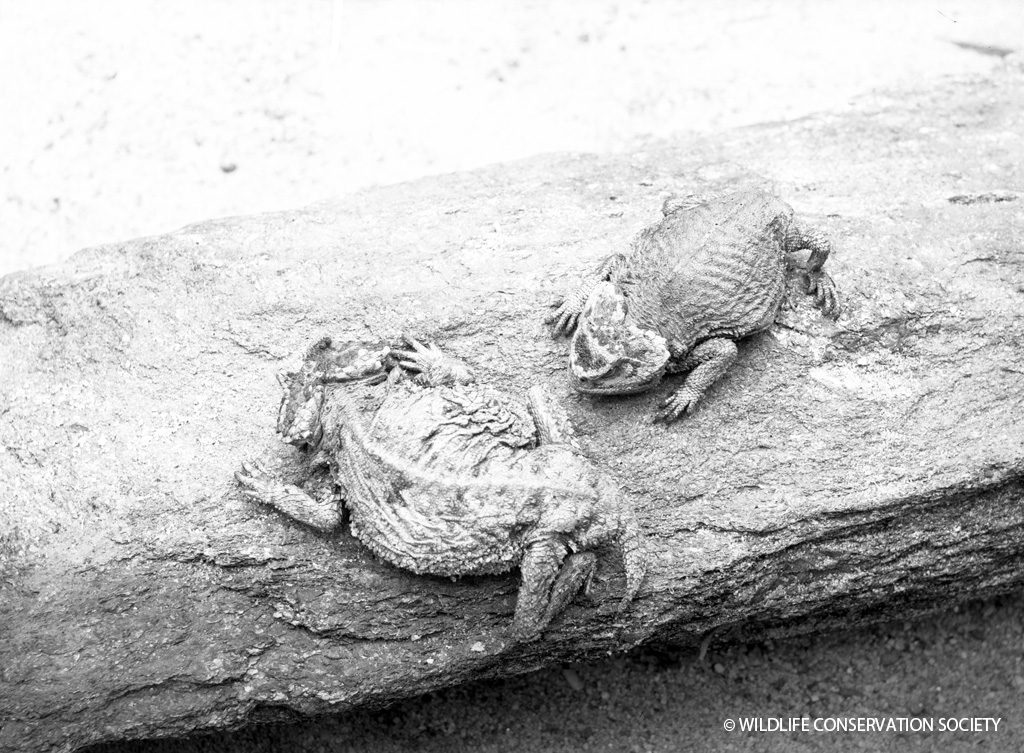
[1,2,1023,751]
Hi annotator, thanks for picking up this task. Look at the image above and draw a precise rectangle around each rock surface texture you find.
[2,66,1024,753]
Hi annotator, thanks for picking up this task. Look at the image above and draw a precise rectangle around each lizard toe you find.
[825,289,841,319]
[655,388,701,422]
[550,309,578,337]
[237,460,277,493]
[235,468,265,496]
[241,459,271,479]
[807,272,840,318]
[653,401,682,423]
[508,619,542,644]
[543,298,566,323]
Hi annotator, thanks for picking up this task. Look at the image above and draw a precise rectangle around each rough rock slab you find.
[2,64,1024,752]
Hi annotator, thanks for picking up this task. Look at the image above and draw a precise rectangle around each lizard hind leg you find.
[511,538,596,642]
[541,552,598,625]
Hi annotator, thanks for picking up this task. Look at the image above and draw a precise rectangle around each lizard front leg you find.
[236,460,342,532]
[390,335,473,387]
[546,253,627,336]
[783,224,840,317]
[656,337,738,422]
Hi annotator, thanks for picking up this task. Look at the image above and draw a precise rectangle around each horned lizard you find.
[547,189,840,421]
[235,336,646,641]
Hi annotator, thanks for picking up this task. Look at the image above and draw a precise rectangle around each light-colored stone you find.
[1,67,1023,753]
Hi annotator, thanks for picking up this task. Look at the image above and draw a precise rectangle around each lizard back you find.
[326,387,604,577]
[615,190,793,353]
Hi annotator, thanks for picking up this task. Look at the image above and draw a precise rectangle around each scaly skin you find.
[236,336,646,642]
[548,189,840,422]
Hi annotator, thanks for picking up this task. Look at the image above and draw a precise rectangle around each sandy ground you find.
[2,0,1023,275]
[5,1,1024,751]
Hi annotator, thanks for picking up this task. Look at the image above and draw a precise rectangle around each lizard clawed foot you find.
[235,460,276,501]
[545,298,583,338]
[806,272,841,319]
[578,568,600,605]
[391,335,473,386]
[654,387,702,423]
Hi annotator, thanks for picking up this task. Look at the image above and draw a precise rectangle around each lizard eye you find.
[572,330,619,371]
[615,362,636,379]
[590,361,620,380]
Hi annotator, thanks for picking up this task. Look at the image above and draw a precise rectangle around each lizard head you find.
[568,282,670,395]
[276,337,391,444]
